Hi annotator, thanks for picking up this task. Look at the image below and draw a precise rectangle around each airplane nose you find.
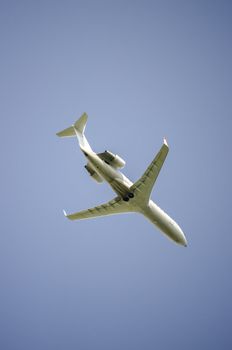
[179,231,188,247]
[181,238,188,247]
[173,222,188,247]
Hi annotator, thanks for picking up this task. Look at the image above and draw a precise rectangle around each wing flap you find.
[64,196,132,221]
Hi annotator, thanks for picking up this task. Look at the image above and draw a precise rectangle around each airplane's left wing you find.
[130,139,169,202]
[63,196,133,220]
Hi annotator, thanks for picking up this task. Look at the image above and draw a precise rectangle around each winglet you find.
[163,137,168,147]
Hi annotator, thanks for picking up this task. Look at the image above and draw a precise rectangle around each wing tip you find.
[163,137,168,147]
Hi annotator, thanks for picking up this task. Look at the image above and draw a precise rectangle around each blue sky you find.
[1,1,232,349]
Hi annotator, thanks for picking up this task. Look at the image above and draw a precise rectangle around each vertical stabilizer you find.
[73,113,88,134]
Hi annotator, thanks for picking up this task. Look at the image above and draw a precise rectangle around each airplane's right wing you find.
[130,139,169,202]
[63,196,133,221]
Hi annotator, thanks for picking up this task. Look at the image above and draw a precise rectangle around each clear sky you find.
[1,1,232,349]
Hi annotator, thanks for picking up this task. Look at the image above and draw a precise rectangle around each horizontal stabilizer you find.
[56,126,75,138]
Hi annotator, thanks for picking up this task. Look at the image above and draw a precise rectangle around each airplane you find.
[56,113,187,247]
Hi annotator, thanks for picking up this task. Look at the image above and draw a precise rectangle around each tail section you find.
[56,113,92,152]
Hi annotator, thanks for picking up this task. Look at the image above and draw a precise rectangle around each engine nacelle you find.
[85,164,103,183]
[104,151,126,169]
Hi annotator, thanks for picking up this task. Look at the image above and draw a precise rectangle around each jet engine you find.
[99,150,126,169]
[85,164,103,183]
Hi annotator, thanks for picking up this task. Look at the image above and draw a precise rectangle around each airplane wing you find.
[130,139,169,202]
[63,196,133,221]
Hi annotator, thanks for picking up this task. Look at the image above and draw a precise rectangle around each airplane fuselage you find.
[84,150,187,246]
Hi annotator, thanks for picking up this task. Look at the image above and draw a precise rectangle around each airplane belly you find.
[109,178,130,197]
[87,153,116,181]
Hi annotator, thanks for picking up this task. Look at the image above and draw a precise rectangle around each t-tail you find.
[56,113,92,152]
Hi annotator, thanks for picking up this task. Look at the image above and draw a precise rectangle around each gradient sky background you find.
[1,1,232,349]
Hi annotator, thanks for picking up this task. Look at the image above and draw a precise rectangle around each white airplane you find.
[57,113,187,247]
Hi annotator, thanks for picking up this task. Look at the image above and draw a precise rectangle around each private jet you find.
[56,113,187,247]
